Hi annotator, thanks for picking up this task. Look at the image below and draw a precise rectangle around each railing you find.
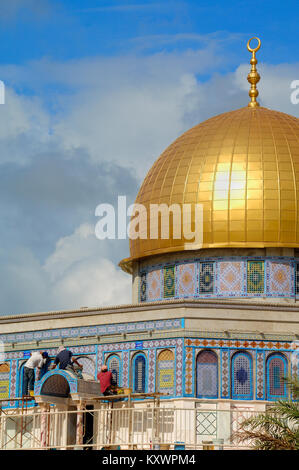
[0,407,262,450]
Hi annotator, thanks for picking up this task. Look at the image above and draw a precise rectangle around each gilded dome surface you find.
[123,106,299,269]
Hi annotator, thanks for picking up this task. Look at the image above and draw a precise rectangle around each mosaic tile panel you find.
[221,349,229,398]
[247,260,264,294]
[163,265,175,298]
[185,347,193,394]
[177,263,196,297]
[175,339,183,396]
[157,350,175,395]
[296,263,299,295]
[140,272,147,302]
[186,337,294,352]
[267,261,293,296]
[0,379,9,398]
[256,351,265,400]
[218,261,243,296]
[122,351,129,388]
[147,268,162,301]
[199,262,214,294]
[0,319,182,344]
[148,349,156,393]
[77,356,96,379]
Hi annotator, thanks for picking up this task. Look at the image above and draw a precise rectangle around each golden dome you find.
[120,106,299,272]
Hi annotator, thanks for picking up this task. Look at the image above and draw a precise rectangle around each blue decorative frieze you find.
[0,318,184,344]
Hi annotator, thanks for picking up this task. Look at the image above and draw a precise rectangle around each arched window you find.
[107,355,121,386]
[196,350,218,398]
[267,354,288,400]
[157,349,175,396]
[231,351,253,400]
[133,354,146,393]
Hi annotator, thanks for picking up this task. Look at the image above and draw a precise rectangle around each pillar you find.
[76,402,85,448]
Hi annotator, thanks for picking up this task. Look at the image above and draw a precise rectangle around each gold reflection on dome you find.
[119,40,299,272]
[121,106,299,270]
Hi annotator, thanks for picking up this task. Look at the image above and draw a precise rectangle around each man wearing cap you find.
[97,365,115,396]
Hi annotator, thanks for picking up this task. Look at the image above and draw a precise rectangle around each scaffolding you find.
[0,395,263,450]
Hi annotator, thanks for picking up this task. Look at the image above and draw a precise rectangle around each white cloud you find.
[43,223,131,309]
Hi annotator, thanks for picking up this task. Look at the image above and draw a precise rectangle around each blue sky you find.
[0,0,299,315]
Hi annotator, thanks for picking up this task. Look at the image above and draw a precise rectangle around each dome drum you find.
[137,252,299,303]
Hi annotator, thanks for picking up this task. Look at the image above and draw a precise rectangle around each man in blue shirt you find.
[52,346,83,377]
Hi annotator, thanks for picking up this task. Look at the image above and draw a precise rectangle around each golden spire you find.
[247,37,261,108]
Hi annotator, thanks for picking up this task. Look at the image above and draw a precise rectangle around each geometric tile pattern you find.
[122,351,129,388]
[247,260,264,293]
[196,412,217,436]
[148,349,156,393]
[1,319,182,344]
[218,261,243,296]
[164,265,175,298]
[140,272,147,302]
[177,263,196,297]
[139,256,299,302]
[296,263,299,295]
[221,350,229,398]
[147,268,162,301]
[199,262,214,294]
[267,261,293,296]
[185,347,193,395]
[175,339,183,396]
[76,356,96,378]
[186,337,294,352]
[256,351,265,400]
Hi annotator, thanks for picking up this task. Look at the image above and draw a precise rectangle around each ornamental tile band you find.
[139,256,299,301]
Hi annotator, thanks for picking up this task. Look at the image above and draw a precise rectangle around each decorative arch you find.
[156,349,175,396]
[132,353,147,393]
[266,353,288,400]
[231,351,253,400]
[196,349,218,398]
[106,354,121,387]
[37,370,78,397]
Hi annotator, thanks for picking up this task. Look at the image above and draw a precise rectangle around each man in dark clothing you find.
[38,352,51,380]
[97,365,115,395]
[52,346,83,376]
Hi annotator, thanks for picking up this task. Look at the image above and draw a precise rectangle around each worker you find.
[38,352,51,380]
[97,364,116,395]
[52,346,83,377]
[22,351,44,396]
